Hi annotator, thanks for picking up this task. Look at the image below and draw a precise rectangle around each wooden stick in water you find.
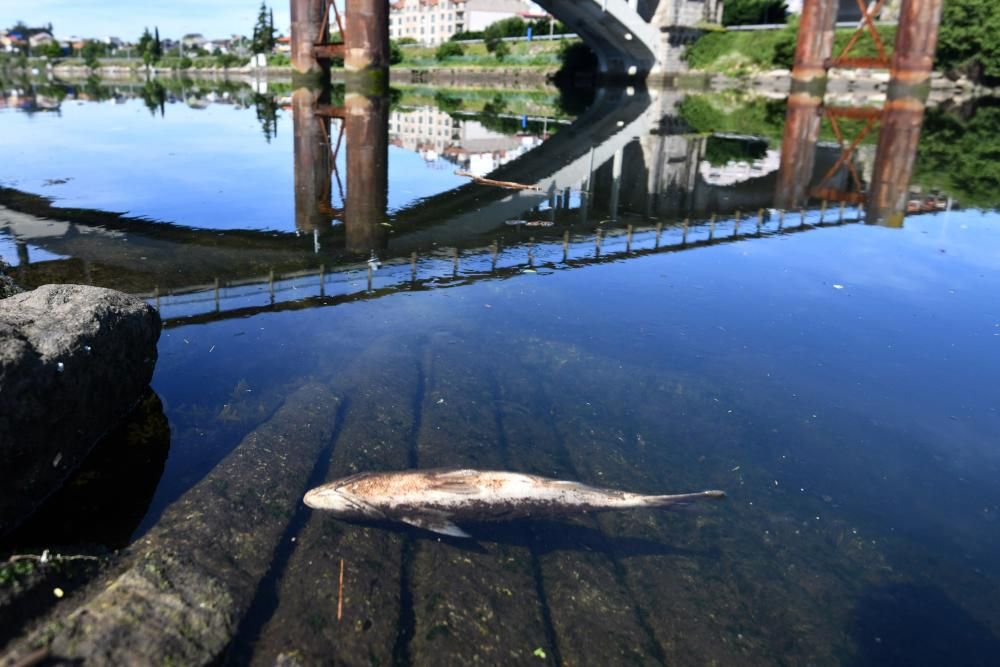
[454,171,540,191]
[337,558,345,622]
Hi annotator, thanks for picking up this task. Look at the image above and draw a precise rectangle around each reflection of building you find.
[700,149,781,186]
[388,0,542,45]
[388,106,544,175]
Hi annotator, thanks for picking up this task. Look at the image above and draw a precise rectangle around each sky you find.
[0,0,295,40]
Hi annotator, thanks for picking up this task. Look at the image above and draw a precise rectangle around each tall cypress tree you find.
[252,2,275,54]
[152,26,163,62]
[139,27,153,66]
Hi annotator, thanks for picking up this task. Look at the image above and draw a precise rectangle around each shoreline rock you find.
[0,260,20,299]
[3,383,339,665]
[0,284,161,537]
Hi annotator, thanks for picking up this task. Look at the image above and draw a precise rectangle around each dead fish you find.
[304,468,725,538]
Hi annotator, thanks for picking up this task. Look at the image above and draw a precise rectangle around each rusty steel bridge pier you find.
[290,0,389,91]
[866,0,944,226]
[776,0,944,224]
[343,91,390,254]
[290,0,329,80]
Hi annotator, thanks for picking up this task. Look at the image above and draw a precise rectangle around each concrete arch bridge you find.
[293,0,722,81]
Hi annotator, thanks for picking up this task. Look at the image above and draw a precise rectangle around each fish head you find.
[303,484,380,518]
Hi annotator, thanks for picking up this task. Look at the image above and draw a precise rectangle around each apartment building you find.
[389,0,542,45]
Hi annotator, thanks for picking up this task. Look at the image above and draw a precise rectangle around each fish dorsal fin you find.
[399,513,471,538]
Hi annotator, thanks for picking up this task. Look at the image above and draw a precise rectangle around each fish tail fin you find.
[641,490,726,508]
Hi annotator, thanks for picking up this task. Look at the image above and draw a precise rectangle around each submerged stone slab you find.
[6,383,340,666]
[0,284,161,536]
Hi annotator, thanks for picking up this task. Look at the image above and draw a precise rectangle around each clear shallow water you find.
[1,77,999,665]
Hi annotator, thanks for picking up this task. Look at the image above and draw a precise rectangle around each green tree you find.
[487,16,526,38]
[42,40,63,59]
[252,1,276,54]
[722,0,788,26]
[937,0,1000,81]
[914,102,1000,207]
[137,27,153,63]
[152,27,163,61]
[141,79,166,116]
[484,16,525,57]
[435,41,464,61]
[433,90,463,114]
[493,39,510,61]
[138,27,162,66]
[484,25,503,55]
[389,39,403,65]
[81,40,102,70]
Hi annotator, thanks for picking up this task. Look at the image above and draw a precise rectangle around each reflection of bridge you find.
[148,207,864,326]
[4,77,932,328]
[387,87,852,244]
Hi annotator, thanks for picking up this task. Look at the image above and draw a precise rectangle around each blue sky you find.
[1,0,295,40]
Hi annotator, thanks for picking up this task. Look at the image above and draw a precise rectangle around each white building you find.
[389,0,543,45]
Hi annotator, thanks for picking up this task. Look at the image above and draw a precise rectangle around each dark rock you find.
[5,383,339,666]
[0,284,161,537]
[0,259,20,299]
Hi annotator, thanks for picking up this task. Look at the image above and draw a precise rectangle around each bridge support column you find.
[291,87,332,232]
[889,0,943,88]
[290,0,328,78]
[344,90,389,254]
[345,0,390,91]
[791,0,838,93]
[774,94,823,211]
[866,0,943,226]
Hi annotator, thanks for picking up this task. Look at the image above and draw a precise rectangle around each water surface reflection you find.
[0,75,998,665]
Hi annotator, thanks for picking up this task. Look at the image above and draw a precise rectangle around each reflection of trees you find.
[253,93,279,142]
[82,74,113,102]
[140,79,166,117]
[915,100,1000,209]
[433,91,462,115]
[679,94,785,140]
[704,136,769,166]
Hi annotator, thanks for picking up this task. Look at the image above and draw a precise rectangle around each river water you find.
[1,76,998,665]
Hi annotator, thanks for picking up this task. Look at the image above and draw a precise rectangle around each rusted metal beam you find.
[314,43,345,60]
[345,0,389,74]
[865,0,944,226]
[344,91,389,254]
[291,0,328,75]
[315,103,346,119]
[890,0,944,86]
[829,0,890,69]
[829,56,890,70]
[292,87,333,231]
[791,0,839,86]
[824,106,884,121]
[809,187,866,205]
[866,98,925,226]
[774,93,824,210]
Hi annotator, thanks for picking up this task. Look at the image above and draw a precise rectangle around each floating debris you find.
[454,170,540,191]
[505,220,554,227]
